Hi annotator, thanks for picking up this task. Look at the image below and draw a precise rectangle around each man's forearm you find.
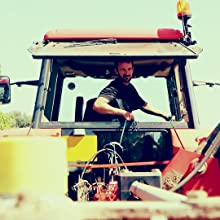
[93,98,134,121]
[142,104,169,120]
[93,101,125,116]
[93,97,135,121]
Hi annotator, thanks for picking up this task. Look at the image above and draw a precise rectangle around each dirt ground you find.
[0,192,220,220]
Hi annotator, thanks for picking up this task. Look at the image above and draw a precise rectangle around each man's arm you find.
[93,97,134,121]
[141,103,171,121]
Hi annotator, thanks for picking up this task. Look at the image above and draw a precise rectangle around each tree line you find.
[0,111,31,130]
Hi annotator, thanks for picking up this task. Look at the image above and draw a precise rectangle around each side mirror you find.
[0,76,11,104]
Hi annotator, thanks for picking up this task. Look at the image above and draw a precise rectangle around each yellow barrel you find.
[0,136,67,195]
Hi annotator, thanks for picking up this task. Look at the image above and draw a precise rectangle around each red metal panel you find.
[162,148,200,186]
[162,148,220,196]
[183,157,220,196]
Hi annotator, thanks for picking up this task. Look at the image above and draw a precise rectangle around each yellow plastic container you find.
[64,135,97,162]
[0,136,67,195]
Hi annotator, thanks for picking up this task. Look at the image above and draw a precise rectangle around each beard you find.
[121,75,132,83]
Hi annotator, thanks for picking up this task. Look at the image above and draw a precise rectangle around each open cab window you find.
[38,57,191,128]
[59,74,170,123]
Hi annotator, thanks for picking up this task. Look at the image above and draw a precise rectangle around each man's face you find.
[114,62,134,84]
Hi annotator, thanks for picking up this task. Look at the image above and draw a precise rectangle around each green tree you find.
[0,111,31,130]
[9,111,32,128]
[0,112,16,130]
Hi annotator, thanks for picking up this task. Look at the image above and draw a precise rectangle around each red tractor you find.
[0,0,219,203]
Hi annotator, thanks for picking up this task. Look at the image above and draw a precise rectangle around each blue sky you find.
[0,0,219,129]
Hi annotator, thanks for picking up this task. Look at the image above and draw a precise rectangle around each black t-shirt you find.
[99,78,147,112]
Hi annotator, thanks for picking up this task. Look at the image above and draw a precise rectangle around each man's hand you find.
[122,111,134,121]
[164,115,176,121]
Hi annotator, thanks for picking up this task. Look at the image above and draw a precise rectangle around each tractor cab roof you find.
[29,28,201,79]
[30,28,200,59]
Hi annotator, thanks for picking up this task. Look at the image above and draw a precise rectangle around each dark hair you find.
[114,58,134,70]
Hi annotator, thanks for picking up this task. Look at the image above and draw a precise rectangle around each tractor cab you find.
[29,25,201,127]
[30,28,200,129]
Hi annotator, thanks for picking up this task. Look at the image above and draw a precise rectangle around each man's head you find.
[114,59,134,85]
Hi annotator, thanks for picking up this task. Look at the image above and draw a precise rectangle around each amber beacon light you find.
[177,0,192,20]
[176,0,195,45]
